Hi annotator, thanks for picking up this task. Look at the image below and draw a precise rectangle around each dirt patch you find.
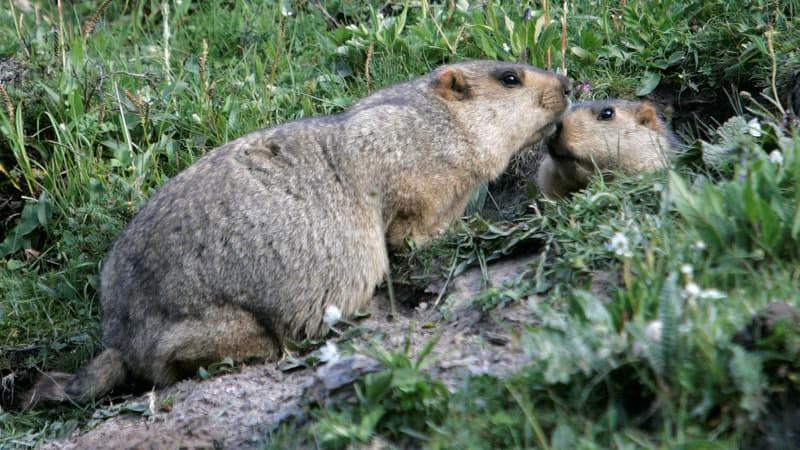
[38,256,542,450]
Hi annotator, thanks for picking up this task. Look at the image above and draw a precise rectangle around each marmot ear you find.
[636,102,661,131]
[432,68,471,101]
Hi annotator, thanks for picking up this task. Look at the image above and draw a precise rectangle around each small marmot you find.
[536,100,678,198]
[24,60,569,407]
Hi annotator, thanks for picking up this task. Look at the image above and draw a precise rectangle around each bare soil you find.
[38,256,542,450]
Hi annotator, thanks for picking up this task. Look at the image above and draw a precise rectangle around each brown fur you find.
[24,60,568,408]
[536,100,678,198]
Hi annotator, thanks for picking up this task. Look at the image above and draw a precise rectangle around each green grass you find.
[1,0,799,448]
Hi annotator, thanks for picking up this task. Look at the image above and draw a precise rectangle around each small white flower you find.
[148,45,159,54]
[138,87,153,104]
[699,288,726,300]
[146,389,156,416]
[693,241,707,251]
[502,42,511,53]
[191,113,202,124]
[323,305,342,326]
[59,123,66,131]
[746,118,762,137]
[645,320,663,342]
[318,341,340,363]
[685,282,701,297]
[607,232,631,257]
[680,264,693,277]
[769,150,784,165]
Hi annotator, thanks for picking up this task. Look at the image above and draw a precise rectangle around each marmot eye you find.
[500,72,521,87]
[598,108,615,121]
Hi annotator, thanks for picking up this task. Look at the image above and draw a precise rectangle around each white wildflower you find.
[692,240,707,251]
[685,282,701,297]
[769,150,784,165]
[502,42,511,53]
[191,113,202,124]
[746,118,762,137]
[59,123,66,131]
[318,341,340,363]
[323,304,342,326]
[645,320,663,342]
[146,389,156,416]
[680,264,693,277]
[138,87,153,104]
[607,232,631,257]
[699,288,726,300]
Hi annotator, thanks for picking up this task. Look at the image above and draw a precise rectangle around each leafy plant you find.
[670,123,800,261]
[0,192,52,258]
[312,334,449,448]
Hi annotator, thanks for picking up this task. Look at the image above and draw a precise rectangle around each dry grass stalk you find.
[543,0,551,70]
[57,0,66,69]
[199,39,209,99]
[0,83,15,119]
[766,27,785,115]
[365,42,374,93]
[82,0,113,37]
[561,0,567,76]
[123,88,149,133]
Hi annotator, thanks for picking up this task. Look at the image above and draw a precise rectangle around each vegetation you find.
[1,0,798,448]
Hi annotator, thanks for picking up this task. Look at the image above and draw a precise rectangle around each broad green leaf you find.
[570,46,594,62]
[635,71,661,96]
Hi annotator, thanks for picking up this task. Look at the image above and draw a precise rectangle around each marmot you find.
[536,100,678,198]
[24,60,569,407]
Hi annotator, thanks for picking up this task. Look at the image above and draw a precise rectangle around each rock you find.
[0,57,26,85]
[302,355,382,407]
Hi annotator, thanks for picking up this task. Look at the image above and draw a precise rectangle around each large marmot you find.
[536,100,678,198]
[25,60,569,406]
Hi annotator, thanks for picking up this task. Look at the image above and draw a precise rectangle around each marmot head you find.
[537,100,678,198]
[430,61,570,179]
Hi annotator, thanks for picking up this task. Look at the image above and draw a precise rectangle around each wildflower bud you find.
[645,320,663,342]
[318,341,340,363]
[323,305,342,326]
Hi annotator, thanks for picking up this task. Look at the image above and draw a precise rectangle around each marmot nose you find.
[556,75,572,98]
